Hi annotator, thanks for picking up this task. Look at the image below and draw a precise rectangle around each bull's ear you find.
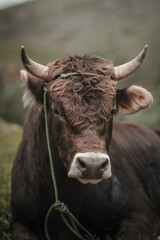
[21,70,44,105]
[117,85,153,115]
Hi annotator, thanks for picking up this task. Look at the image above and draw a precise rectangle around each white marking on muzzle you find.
[68,152,112,184]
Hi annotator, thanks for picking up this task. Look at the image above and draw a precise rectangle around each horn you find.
[21,46,49,80]
[114,45,148,80]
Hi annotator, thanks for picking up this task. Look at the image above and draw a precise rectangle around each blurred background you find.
[0,0,160,127]
[0,0,159,239]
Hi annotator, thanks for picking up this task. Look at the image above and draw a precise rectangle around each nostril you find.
[77,158,86,170]
[101,159,109,171]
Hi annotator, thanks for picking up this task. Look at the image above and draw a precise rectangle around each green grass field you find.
[0,118,22,240]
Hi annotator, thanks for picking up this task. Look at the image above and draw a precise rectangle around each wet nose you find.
[77,156,109,173]
[68,152,111,180]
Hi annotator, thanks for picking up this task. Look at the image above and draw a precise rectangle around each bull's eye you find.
[110,109,116,115]
[54,108,60,115]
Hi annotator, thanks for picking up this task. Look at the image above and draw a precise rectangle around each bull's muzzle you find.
[68,152,111,184]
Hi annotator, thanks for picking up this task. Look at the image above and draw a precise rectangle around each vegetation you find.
[0,80,27,125]
[0,118,22,240]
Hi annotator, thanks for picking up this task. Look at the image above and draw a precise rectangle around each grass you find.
[0,118,22,240]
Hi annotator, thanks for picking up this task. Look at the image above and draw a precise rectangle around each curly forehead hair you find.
[47,54,115,79]
[48,55,117,131]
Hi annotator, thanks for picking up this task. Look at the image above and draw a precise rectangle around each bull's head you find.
[21,46,153,184]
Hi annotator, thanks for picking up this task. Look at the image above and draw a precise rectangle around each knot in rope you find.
[54,201,68,213]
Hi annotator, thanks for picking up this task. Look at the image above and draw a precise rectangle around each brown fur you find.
[48,55,117,132]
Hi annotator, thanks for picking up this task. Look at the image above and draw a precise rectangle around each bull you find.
[11,45,160,240]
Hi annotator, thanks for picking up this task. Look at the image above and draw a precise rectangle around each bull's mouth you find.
[78,178,103,184]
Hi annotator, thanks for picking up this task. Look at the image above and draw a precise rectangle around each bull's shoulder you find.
[110,120,160,170]
[112,120,160,147]
[110,121,160,215]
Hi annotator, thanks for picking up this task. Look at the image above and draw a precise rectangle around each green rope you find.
[59,72,102,79]
[44,87,59,201]
[43,87,95,240]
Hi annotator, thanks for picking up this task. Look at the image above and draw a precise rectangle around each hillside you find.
[0,0,159,127]
[0,0,160,65]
